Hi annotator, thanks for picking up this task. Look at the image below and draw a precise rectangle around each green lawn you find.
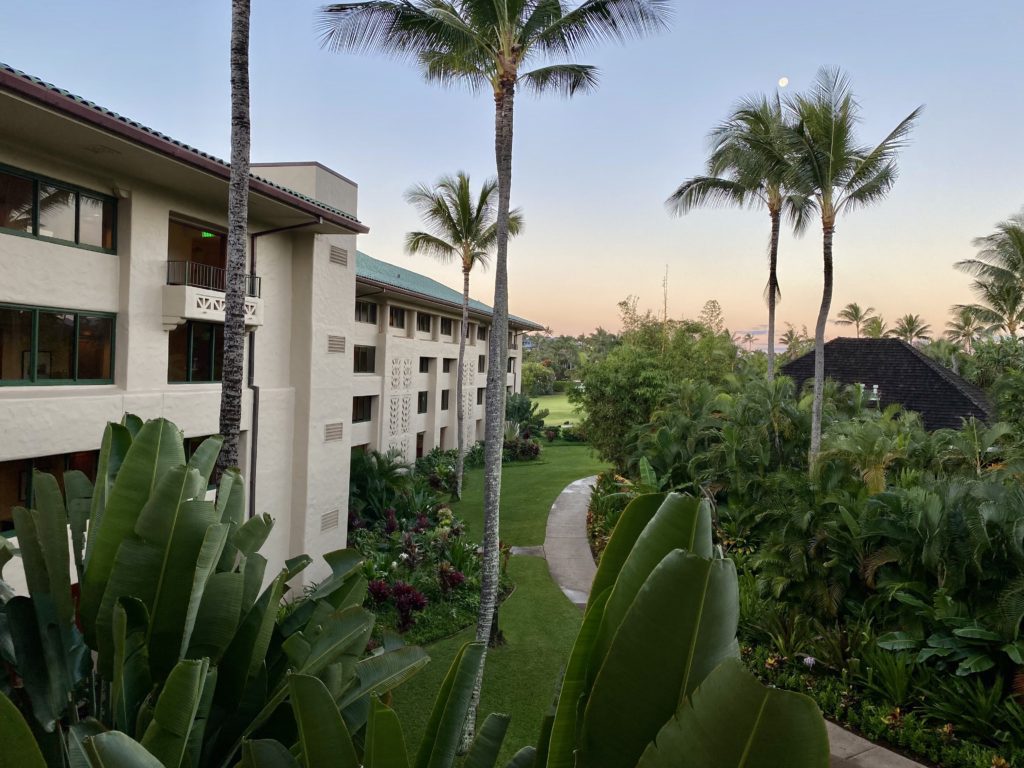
[455,443,607,545]
[534,393,579,426]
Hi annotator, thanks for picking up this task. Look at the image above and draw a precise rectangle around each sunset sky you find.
[2,1,1022,340]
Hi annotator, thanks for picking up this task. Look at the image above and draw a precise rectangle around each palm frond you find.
[665,176,750,216]
[532,0,672,56]
[518,63,600,96]
[405,231,457,260]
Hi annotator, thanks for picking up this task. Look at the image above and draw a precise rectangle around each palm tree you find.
[667,95,806,380]
[863,315,888,338]
[217,0,252,478]
[405,172,523,500]
[834,302,875,338]
[783,68,921,463]
[316,0,669,740]
[888,313,931,344]
[945,306,988,352]
[953,213,1024,338]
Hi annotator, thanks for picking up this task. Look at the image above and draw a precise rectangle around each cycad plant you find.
[405,172,522,499]
[317,0,669,738]
[667,94,806,380]
[784,68,922,463]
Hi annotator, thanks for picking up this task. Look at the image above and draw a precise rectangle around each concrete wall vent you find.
[324,422,344,442]
[320,508,340,532]
[327,335,346,353]
[329,246,349,266]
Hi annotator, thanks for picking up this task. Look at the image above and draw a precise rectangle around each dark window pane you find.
[440,318,453,335]
[417,391,428,413]
[353,396,373,423]
[79,195,115,249]
[212,325,224,381]
[0,459,31,531]
[38,312,75,380]
[354,345,375,374]
[37,185,76,241]
[0,306,33,381]
[419,357,430,373]
[77,315,113,380]
[168,324,188,382]
[417,313,432,332]
[0,171,33,233]
[192,323,214,382]
[441,390,450,410]
[389,307,405,328]
[67,450,99,480]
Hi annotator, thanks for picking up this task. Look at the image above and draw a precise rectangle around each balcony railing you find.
[166,260,261,298]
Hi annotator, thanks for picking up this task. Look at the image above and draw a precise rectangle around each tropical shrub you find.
[522,360,555,396]
[505,392,549,437]
[503,438,541,462]
[559,424,587,443]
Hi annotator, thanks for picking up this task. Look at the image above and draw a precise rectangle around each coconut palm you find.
[317,0,669,739]
[217,0,252,478]
[863,315,888,338]
[945,306,988,352]
[889,313,931,344]
[834,302,875,338]
[783,68,921,462]
[667,95,807,380]
[405,172,523,499]
[953,213,1024,338]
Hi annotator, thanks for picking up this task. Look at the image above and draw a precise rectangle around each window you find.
[167,321,224,383]
[417,391,429,414]
[478,354,486,372]
[507,357,515,373]
[0,304,114,384]
[476,388,484,405]
[355,300,378,324]
[419,356,431,374]
[416,313,432,333]
[0,164,116,251]
[441,389,450,410]
[389,307,406,329]
[352,395,374,423]
[440,317,453,335]
[416,431,426,459]
[0,450,99,531]
[354,345,375,373]
[167,220,235,292]
[443,358,454,373]
[477,326,488,341]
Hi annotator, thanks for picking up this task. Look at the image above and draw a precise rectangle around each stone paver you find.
[542,476,928,768]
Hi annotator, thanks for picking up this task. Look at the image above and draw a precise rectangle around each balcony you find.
[162,260,264,330]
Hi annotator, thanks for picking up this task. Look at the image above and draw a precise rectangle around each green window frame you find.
[168,321,224,383]
[0,303,116,385]
[0,162,117,253]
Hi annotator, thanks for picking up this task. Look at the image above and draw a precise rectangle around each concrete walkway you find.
[541,476,927,768]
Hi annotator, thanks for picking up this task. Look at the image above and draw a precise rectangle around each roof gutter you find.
[0,69,369,235]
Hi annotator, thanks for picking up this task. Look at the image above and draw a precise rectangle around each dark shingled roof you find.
[781,337,992,430]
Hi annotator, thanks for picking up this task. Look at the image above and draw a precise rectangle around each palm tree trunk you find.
[462,75,515,750]
[809,222,834,465]
[766,208,781,381]
[217,0,251,479]
[453,267,470,500]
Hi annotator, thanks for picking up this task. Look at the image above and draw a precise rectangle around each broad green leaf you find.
[64,470,94,585]
[180,523,230,656]
[956,653,996,675]
[308,549,364,601]
[953,626,1001,641]
[504,747,537,768]
[186,436,224,491]
[240,740,301,768]
[365,697,410,768]
[85,731,165,768]
[186,666,218,768]
[289,674,359,768]
[6,596,66,731]
[112,597,153,736]
[67,719,106,768]
[187,571,245,662]
[587,494,665,611]
[123,413,145,438]
[595,494,712,665]
[0,689,47,768]
[636,659,829,768]
[581,552,738,768]
[338,645,430,711]
[415,642,485,768]
[465,713,511,768]
[876,631,920,651]
[15,479,73,633]
[140,657,210,768]
[86,422,133,570]
[546,587,609,768]
[82,418,185,645]
[215,469,245,525]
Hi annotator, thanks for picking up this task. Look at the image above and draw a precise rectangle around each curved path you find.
[541,476,926,768]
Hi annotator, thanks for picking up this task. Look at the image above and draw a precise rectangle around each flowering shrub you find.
[503,437,541,462]
[391,581,428,631]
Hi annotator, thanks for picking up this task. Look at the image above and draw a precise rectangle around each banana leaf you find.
[587,493,666,609]
[464,713,511,768]
[240,740,301,768]
[85,731,165,768]
[365,697,410,768]
[289,674,359,768]
[0,689,47,768]
[139,658,210,768]
[64,470,94,585]
[67,719,106,768]
[414,642,485,768]
[85,421,133,570]
[111,597,153,736]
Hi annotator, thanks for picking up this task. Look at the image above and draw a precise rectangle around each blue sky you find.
[3,1,1022,338]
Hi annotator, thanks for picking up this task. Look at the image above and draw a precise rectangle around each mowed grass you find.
[392,556,582,763]
[534,393,579,426]
[454,443,608,546]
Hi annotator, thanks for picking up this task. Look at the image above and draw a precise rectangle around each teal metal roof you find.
[0,62,364,229]
[356,252,544,331]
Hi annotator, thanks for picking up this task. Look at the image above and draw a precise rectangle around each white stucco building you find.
[0,63,541,583]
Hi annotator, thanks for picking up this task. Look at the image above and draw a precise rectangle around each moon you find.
[778,76,789,88]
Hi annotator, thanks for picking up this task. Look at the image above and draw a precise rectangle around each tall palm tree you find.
[217,0,252,478]
[863,315,888,338]
[834,302,875,338]
[316,0,669,739]
[953,213,1024,338]
[889,313,931,344]
[405,172,523,500]
[667,95,806,380]
[784,68,921,463]
[945,306,988,352]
